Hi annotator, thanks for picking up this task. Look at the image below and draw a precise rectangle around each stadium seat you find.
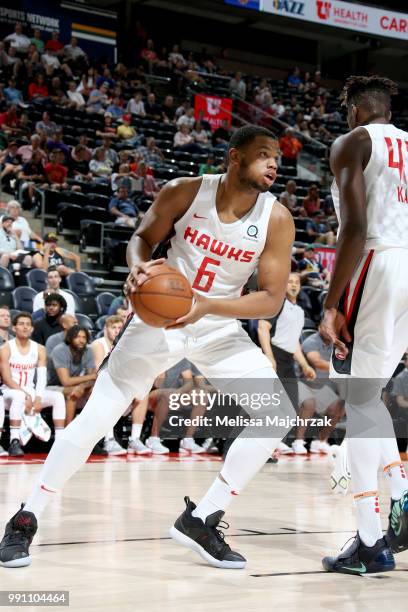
[12,286,36,313]
[66,273,96,316]
[96,315,108,330]
[75,313,95,336]
[26,269,47,293]
[57,204,83,234]
[62,289,84,314]
[0,266,15,307]
[96,292,116,316]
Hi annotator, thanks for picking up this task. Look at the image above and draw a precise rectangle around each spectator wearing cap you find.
[0,215,32,269]
[41,233,81,277]
[86,83,109,114]
[117,115,142,147]
[279,127,302,168]
[32,293,67,345]
[109,185,140,228]
[33,266,76,315]
[0,141,22,185]
[298,246,330,288]
[44,150,68,190]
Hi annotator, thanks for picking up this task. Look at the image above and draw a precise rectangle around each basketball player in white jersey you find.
[0,313,66,457]
[319,76,408,574]
[0,126,297,569]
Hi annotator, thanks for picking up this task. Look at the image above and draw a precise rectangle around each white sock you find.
[354,494,383,547]
[24,482,59,518]
[384,461,408,500]
[105,428,115,442]
[192,477,234,522]
[149,436,159,442]
[54,428,64,439]
[10,427,19,441]
[183,437,193,442]
[131,424,142,440]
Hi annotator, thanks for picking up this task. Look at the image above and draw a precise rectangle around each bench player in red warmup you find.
[320,76,408,574]
[0,125,298,569]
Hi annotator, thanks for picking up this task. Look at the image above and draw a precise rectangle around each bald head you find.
[60,314,77,331]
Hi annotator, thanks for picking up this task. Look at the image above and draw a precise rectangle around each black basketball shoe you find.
[8,439,24,457]
[386,490,408,553]
[170,497,246,569]
[0,504,37,568]
[322,533,395,575]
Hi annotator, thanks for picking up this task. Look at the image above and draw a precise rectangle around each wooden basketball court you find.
[1,453,408,611]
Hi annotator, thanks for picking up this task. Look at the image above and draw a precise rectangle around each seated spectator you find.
[33,266,76,315]
[169,44,186,67]
[17,134,47,165]
[86,82,109,114]
[45,31,63,54]
[47,128,70,162]
[138,162,161,199]
[77,69,96,97]
[306,215,335,246]
[111,163,142,195]
[106,96,125,120]
[4,23,31,53]
[191,121,211,148]
[229,71,246,99]
[137,136,164,168]
[116,114,142,147]
[177,108,196,128]
[28,74,49,103]
[144,93,161,120]
[0,105,21,137]
[45,313,77,355]
[127,91,145,117]
[48,325,96,424]
[25,43,42,77]
[298,245,330,288]
[4,77,25,106]
[0,306,12,346]
[77,135,92,161]
[141,39,158,72]
[99,137,119,165]
[35,111,57,137]
[95,113,118,140]
[18,151,48,205]
[89,148,113,183]
[6,200,43,253]
[44,150,68,190]
[69,145,92,182]
[63,36,86,64]
[303,184,321,217]
[0,141,23,186]
[174,124,199,152]
[212,119,231,150]
[288,66,302,88]
[32,293,67,345]
[199,154,218,176]
[109,185,140,227]
[49,76,68,106]
[42,49,65,77]
[41,232,81,277]
[280,180,299,214]
[66,81,85,110]
[30,28,44,52]
[161,95,176,123]
[279,127,302,167]
[96,68,115,90]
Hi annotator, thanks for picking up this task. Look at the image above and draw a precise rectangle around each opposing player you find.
[0,313,66,457]
[0,125,296,569]
[320,76,408,574]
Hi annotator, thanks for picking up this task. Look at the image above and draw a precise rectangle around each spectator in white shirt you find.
[63,37,86,62]
[4,24,30,53]
[6,200,43,249]
[127,92,145,117]
[177,108,195,128]
[33,267,76,315]
[67,81,85,110]
[42,50,72,78]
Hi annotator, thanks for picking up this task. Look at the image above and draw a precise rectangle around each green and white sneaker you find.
[386,490,408,553]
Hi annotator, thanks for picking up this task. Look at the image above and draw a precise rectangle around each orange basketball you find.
[130,263,193,328]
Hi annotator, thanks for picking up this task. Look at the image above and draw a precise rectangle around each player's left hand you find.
[319,307,351,359]
[165,292,210,329]
[302,365,316,380]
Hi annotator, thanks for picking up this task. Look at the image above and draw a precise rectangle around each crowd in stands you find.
[0,23,407,459]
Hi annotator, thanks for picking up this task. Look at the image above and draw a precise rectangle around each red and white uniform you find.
[8,339,38,392]
[105,174,280,401]
[331,123,408,378]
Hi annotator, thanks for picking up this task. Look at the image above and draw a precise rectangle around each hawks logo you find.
[316,0,331,20]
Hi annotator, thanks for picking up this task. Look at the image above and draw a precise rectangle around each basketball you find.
[130,263,193,327]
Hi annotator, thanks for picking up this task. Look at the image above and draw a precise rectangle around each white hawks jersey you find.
[8,339,38,390]
[166,174,275,302]
[332,123,408,250]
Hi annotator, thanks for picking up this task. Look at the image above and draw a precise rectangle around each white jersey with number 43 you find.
[8,339,38,390]
[166,174,275,299]
[332,123,408,250]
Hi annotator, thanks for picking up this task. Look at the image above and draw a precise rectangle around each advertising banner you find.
[194,94,233,130]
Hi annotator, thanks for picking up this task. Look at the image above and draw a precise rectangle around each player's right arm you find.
[126,177,202,289]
